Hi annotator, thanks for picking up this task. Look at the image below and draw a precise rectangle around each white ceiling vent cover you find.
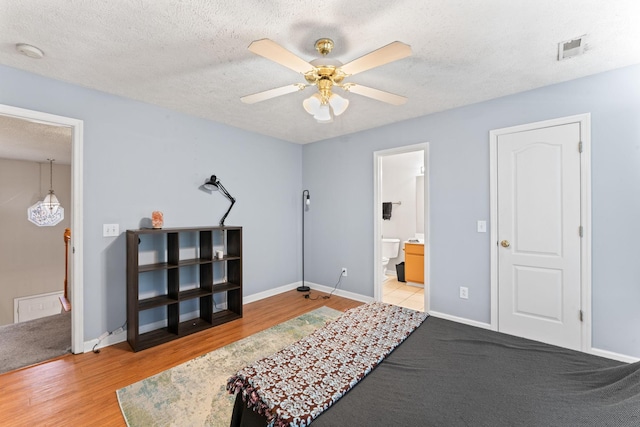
[558,35,587,60]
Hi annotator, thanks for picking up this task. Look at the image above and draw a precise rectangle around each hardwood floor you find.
[0,290,362,426]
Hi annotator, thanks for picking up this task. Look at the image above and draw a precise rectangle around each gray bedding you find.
[231,316,640,426]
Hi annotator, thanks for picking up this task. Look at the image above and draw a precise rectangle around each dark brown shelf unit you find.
[126,226,243,352]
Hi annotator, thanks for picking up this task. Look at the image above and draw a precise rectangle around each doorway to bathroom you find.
[373,143,429,312]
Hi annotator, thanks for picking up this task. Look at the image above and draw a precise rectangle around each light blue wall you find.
[0,65,302,341]
[3,62,639,358]
[303,64,640,358]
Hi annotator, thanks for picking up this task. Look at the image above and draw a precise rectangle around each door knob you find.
[500,240,510,248]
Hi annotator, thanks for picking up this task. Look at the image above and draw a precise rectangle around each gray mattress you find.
[231,316,640,426]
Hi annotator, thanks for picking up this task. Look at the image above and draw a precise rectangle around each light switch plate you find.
[477,220,487,233]
[103,224,119,237]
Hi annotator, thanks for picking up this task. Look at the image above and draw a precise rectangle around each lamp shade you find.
[303,92,349,123]
[314,104,332,122]
[328,93,349,116]
[303,93,322,115]
[42,192,60,213]
[203,175,219,191]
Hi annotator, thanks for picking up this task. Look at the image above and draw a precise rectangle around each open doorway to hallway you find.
[0,104,84,357]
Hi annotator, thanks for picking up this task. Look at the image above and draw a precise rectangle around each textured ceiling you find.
[1,0,640,147]
[0,115,71,164]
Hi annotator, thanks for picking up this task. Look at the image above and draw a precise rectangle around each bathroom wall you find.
[381,151,424,274]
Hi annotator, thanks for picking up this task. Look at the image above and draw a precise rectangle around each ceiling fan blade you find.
[241,84,306,104]
[340,41,412,76]
[344,84,407,106]
[248,39,314,74]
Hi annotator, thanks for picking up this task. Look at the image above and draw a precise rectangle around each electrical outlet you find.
[341,267,348,277]
[103,224,119,237]
[459,286,469,299]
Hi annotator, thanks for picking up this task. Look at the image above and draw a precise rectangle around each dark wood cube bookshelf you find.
[126,226,242,351]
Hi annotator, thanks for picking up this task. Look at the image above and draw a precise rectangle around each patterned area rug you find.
[116,306,342,427]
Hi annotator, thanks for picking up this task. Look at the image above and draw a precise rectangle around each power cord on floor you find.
[92,320,127,353]
[304,270,343,300]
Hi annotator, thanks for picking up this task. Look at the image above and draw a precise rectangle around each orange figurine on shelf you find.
[152,211,164,229]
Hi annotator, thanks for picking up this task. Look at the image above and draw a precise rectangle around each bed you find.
[228,303,640,427]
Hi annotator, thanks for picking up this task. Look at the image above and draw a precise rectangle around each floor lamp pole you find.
[297,190,311,292]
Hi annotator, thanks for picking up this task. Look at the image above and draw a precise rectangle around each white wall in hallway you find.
[381,151,424,272]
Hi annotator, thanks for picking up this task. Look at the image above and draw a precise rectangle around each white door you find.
[496,122,582,350]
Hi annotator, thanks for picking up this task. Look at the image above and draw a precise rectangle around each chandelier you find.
[27,159,64,227]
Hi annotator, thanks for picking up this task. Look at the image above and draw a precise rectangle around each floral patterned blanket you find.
[227,302,428,427]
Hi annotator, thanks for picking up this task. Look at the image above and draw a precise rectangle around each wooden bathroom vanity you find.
[404,242,424,285]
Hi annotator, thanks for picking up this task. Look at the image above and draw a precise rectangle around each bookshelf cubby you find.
[126,226,242,351]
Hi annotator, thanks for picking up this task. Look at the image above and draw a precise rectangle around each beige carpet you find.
[0,311,71,374]
[117,306,342,427]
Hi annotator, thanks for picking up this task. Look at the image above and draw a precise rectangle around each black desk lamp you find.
[298,190,311,292]
[204,175,236,226]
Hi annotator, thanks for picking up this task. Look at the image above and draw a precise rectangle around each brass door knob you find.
[500,240,510,248]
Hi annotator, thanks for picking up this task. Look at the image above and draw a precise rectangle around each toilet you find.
[381,238,400,281]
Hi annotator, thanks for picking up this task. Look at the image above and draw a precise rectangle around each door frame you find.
[489,113,591,352]
[373,142,430,310]
[0,103,84,354]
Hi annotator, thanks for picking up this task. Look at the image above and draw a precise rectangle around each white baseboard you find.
[306,282,374,303]
[244,281,373,304]
[428,311,492,330]
[14,291,65,323]
[83,330,127,353]
[589,347,640,363]
[243,282,300,304]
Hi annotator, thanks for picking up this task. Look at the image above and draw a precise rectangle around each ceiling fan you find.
[240,38,412,123]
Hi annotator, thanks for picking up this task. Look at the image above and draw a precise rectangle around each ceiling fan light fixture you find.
[243,38,412,123]
[303,92,348,122]
[329,93,349,116]
[303,93,322,115]
[314,104,333,123]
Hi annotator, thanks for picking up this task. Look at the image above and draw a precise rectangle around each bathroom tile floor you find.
[382,276,425,312]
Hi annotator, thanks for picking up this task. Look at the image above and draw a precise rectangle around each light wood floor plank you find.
[0,290,362,426]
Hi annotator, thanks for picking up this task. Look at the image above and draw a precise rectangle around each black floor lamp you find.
[297,189,311,292]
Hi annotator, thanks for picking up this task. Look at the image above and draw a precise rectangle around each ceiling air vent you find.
[558,35,587,61]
